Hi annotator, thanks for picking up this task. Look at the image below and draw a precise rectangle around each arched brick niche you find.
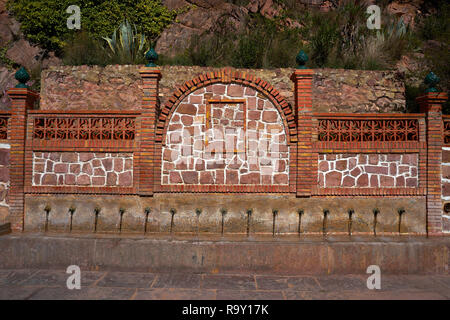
[155,70,297,193]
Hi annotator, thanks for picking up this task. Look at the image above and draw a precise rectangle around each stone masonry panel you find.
[32,152,133,187]
[0,146,9,224]
[318,154,418,188]
[162,83,289,185]
[441,147,450,233]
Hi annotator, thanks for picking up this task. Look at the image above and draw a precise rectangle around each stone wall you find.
[39,65,406,113]
[162,83,289,185]
[318,154,419,188]
[0,144,9,224]
[441,147,450,233]
[32,152,133,187]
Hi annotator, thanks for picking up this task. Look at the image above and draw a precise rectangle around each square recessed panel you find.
[206,99,246,155]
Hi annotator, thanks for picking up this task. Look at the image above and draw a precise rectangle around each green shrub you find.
[62,32,109,66]
[7,0,177,52]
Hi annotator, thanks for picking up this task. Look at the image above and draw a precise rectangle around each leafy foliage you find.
[7,0,177,51]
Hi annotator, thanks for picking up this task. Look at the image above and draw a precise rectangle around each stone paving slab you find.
[0,269,449,300]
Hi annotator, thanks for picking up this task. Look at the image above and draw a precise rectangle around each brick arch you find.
[155,69,297,144]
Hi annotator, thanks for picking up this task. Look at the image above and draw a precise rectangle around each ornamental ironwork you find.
[0,117,8,139]
[33,117,136,141]
[444,119,450,144]
[317,119,419,142]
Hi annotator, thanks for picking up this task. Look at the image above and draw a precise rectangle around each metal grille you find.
[317,119,419,142]
[33,117,136,141]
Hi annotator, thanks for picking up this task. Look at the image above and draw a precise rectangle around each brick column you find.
[7,88,39,232]
[139,68,161,195]
[291,69,314,197]
[418,92,448,235]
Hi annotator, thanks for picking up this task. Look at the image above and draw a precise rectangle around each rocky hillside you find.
[0,0,447,110]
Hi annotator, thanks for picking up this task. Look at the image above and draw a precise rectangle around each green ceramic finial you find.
[145,48,158,67]
[296,50,308,69]
[424,72,440,93]
[15,66,30,88]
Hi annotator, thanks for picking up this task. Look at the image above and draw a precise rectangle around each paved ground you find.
[0,269,449,300]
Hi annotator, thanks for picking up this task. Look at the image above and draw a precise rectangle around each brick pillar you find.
[139,67,161,195]
[7,88,39,232]
[418,92,448,235]
[291,69,314,197]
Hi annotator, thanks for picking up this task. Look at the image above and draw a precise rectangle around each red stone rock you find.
[227,84,244,97]
[113,158,123,172]
[82,163,93,175]
[275,160,286,172]
[443,150,450,163]
[245,87,256,96]
[402,154,418,166]
[195,159,205,171]
[124,159,133,170]
[181,115,193,126]
[34,163,45,173]
[200,171,214,184]
[247,97,257,109]
[46,160,54,172]
[368,154,379,165]
[65,174,76,185]
[241,172,260,184]
[318,173,324,187]
[79,153,95,162]
[61,153,78,163]
[380,175,395,187]
[398,165,409,174]
[177,104,197,115]
[102,158,113,171]
[0,149,9,166]
[325,171,342,187]
[118,171,133,186]
[76,174,91,185]
[212,84,226,95]
[216,170,225,184]
[273,173,288,184]
[396,176,405,187]
[356,173,369,187]
[92,159,102,168]
[248,111,261,120]
[257,99,264,110]
[262,111,278,123]
[350,167,361,177]
[106,172,117,185]
[348,158,357,170]
[318,161,329,172]
[357,154,367,165]
[42,173,57,185]
[370,175,379,187]
[406,178,417,187]
[189,95,203,104]
[94,167,105,176]
[170,132,183,143]
[336,160,347,171]
[411,167,417,177]
[49,153,61,161]
[54,163,68,174]
[389,163,397,176]
[182,171,198,184]
[207,161,226,170]
[69,164,80,174]
[92,177,106,186]
[262,175,272,184]
[225,170,238,184]
[169,171,182,183]
[365,166,388,175]
[387,154,401,161]
[169,123,182,131]
[163,149,179,162]
[342,176,355,187]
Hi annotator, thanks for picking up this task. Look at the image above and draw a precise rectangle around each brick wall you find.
[0,144,9,224]
[32,152,133,187]
[162,83,289,185]
[318,154,419,188]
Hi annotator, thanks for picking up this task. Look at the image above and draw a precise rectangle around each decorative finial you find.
[145,48,158,67]
[424,72,440,93]
[15,66,30,88]
[296,50,308,69]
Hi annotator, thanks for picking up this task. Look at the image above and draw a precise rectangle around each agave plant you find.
[102,19,148,64]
